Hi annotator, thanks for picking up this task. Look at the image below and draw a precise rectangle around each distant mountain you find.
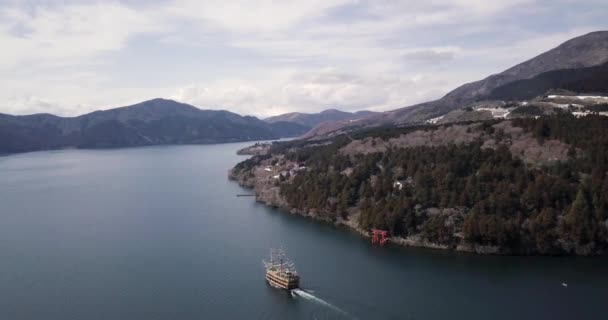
[379,31,608,124]
[265,109,378,127]
[0,98,309,154]
[299,31,608,139]
[488,62,608,100]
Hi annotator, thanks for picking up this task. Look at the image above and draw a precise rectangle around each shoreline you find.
[228,168,512,255]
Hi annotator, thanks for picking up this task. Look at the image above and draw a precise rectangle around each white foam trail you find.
[291,289,350,317]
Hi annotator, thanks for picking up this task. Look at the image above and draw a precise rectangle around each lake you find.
[0,143,606,320]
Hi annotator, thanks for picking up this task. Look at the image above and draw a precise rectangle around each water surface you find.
[0,144,606,319]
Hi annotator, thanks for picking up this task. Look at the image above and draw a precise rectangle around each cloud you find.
[1,95,65,116]
[0,2,163,70]
[165,0,350,33]
[0,0,607,117]
[402,48,459,65]
[171,68,457,117]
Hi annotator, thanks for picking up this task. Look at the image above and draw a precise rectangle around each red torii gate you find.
[371,229,388,245]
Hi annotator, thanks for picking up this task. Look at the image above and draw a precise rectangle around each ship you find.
[263,248,300,290]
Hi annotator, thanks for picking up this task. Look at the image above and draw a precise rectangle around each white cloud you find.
[0,0,606,117]
[165,0,351,33]
[401,47,461,64]
[171,68,459,117]
[0,3,163,70]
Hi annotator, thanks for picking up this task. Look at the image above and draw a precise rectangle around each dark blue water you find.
[0,143,606,320]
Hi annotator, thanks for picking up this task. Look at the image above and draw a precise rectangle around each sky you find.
[1,0,607,118]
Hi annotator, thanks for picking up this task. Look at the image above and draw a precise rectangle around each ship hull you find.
[266,271,299,290]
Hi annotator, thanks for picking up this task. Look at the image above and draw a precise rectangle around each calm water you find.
[0,143,607,320]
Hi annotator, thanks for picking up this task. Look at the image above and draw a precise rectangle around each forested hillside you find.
[231,114,608,255]
[488,62,608,100]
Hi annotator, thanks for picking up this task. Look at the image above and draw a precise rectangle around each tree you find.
[261,115,608,254]
[532,208,556,253]
[534,120,550,144]
[463,213,480,242]
[337,188,351,219]
[561,185,595,245]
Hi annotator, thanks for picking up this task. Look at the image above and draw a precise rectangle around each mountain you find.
[265,109,379,127]
[299,30,608,139]
[377,31,608,124]
[0,98,310,154]
[488,62,608,100]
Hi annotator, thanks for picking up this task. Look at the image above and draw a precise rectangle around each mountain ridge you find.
[265,108,379,127]
[298,31,608,139]
[0,98,310,154]
[382,31,608,124]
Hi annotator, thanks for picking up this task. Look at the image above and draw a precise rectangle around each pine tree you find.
[562,185,595,245]
[533,208,556,253]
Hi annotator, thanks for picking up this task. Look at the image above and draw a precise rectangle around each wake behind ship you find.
[263,249,300,290]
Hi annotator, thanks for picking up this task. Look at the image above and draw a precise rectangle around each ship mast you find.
[264,248,297,275]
